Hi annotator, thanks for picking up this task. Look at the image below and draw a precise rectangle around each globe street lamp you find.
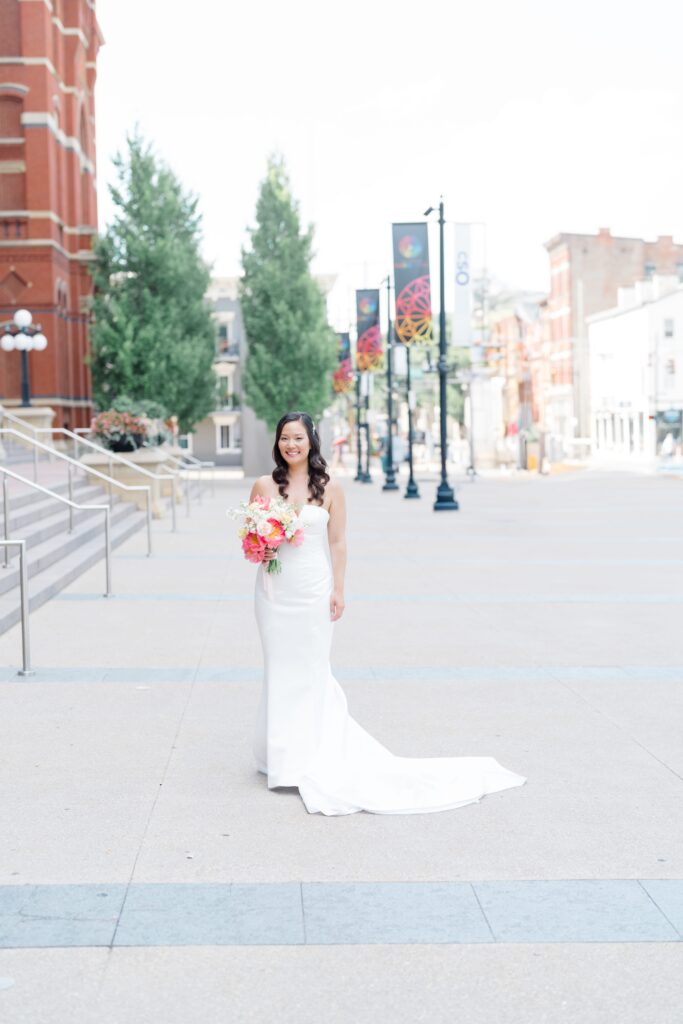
[424,200,459,511]
[1,309,48,407]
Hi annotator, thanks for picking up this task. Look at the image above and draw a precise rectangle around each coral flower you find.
[242,532,266,563]
[290,528,304,547]
[264,518,286,546]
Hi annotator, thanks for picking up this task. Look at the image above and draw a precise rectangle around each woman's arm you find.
[327,479,347,621]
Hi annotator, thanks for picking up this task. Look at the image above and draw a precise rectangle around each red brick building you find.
[0,0,102,427]
[544,227,683,458]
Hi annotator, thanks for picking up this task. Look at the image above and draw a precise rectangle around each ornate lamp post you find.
[424,200,459,511]
[354,369,363,481]
[382,275,399,490]
[404,342,419,498]
[1,309,48,407]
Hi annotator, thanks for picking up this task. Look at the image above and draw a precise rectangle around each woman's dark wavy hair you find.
[272,411,330,506]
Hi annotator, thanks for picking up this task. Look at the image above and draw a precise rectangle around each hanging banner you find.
[392,222,433,346]
[332,332,354,393]
[453,222,472,347]
[355,288,383,371]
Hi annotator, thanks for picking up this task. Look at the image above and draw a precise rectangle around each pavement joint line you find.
[0,881,681,947]
[469,881,497,942]
[547,668,683,784]
[51,592,683,603]
[637,880,683,940]
[1,666,683,683]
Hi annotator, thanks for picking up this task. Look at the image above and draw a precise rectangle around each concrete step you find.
[5,481,117,532]
[1,488,136,560]
[0,497,141,599]
[0,503,147,635]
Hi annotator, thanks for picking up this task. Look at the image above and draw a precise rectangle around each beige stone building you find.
[187,275,337,476]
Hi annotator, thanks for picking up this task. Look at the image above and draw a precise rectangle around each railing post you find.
[103,507,112,597]
[107,456,114,509]
[185,470,191,516]
[2,475,9,569]
[146,488,152,556]
[67,462,74,533]
[171,476,177,532]
[17,540,33,676]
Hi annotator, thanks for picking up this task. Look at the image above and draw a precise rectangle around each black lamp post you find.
[424,199,459,511]
[360,373,372,483]
[354,369,363,481]
[382,275,399,490]
[1,309,48,408]
[404,342,419,498]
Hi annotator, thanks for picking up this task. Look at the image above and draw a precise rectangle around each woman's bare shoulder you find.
[325,474,345,505]
[249,474,276,500]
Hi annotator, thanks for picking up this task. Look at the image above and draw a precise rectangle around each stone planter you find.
[80,445,182,519]
[0,404,56,459]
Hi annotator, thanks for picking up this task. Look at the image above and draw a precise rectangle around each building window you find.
[677,263,683,283]
[644,261,656,279]
[216,420,242,452]
[664,318,674,338]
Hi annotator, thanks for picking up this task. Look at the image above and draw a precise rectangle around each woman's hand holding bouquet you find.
[227,495,304,575]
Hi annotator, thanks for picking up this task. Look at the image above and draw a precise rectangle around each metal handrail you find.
[1,403,187,524]
[0,539,32,675]
[0,407,181,520]
[0,403,181,507]
[1,466,112,596]
[0,428,154,555]
[173,450,216,498]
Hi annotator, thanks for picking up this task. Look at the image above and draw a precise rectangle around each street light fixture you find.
[0,309,49,407]
[424,199,459,511]
[381,275,399,491]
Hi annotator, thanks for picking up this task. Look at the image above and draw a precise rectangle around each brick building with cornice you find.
[0,0,102,427]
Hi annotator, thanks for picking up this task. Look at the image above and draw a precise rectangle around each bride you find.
[249,410,527,816]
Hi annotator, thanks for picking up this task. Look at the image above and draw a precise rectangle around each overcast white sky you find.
[95,0,683,327]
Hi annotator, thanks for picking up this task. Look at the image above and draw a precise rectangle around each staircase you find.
[0,441,148,635]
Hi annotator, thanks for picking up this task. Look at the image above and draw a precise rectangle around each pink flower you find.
[290,528,304,548]
[264,518,286,547]
[253,495,271,511]
[242,532,266,563]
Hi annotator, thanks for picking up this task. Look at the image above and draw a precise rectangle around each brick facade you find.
[544,227,683,454]
[0,0,102,427]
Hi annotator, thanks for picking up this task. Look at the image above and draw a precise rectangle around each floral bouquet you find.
[227,495,304,576]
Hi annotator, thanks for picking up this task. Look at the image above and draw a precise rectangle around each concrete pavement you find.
[0,465,682,1022]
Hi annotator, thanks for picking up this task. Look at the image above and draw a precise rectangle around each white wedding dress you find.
[252,502,527,815]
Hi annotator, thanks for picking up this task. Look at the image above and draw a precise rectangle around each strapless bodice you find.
[255,502,331,603]
[294,503,330,538]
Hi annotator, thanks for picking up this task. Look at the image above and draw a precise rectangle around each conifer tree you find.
[239,154,337,431]
[89,132,216,432]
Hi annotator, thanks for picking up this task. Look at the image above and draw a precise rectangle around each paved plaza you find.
[0,465,682,1022]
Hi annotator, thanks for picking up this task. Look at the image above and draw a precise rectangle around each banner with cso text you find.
[392,222,433,346]
[453,222,472,347]
[332,332,354,393]
[355,289,383,371]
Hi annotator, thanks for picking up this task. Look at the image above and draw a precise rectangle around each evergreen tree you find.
[89,132,216,433]
[239,154,337,431]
